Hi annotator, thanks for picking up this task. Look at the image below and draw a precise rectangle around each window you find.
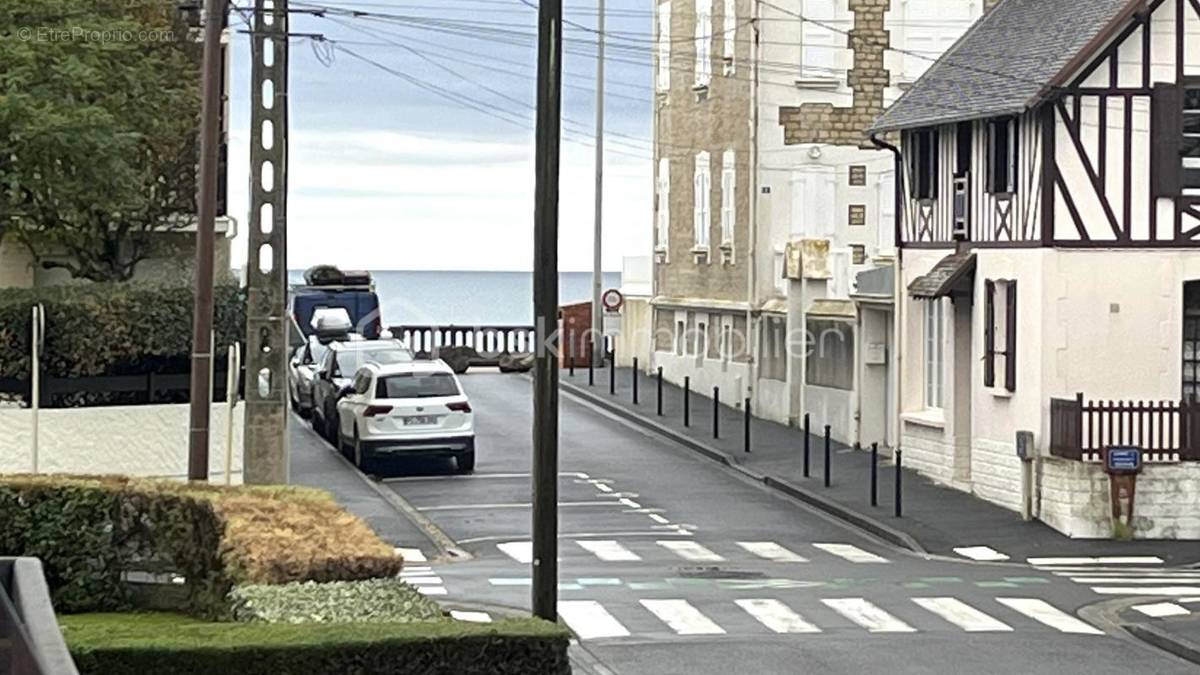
[352,370,372,395]
[759,316,787,381]
[694,0,712,88]
[719,316,735,362]
[657,157,670,251]
[674,315,687,355]
[694,151,711,250]
[377,372,461,399]
[800,0,838,81]
[695,318,708,358]
[336,346,412,376]
[987,117,1017,194]
[923,299,945,409]
[1184,86,1200,190]
[773,250,786,296]
[984,280,1017,392]
[657,2,671,92]
[909,129,939,200]
[720,150,735,245]
[1183,281,1200,402]
[806,320,853,390]
[955,121,972,177]
[722,0,735,72]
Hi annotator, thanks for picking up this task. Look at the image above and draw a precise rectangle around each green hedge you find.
[0,282,245,404]
[0,476,404,618]
[61,613,572,675]
[230,579,444,624]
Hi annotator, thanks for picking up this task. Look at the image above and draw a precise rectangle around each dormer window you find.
[1151,81,1200,196]
[987,117,1017,194]
[909,129,939,200]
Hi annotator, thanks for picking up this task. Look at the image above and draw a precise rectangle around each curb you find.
[559,378,927,556]
[1125,622,1200,667]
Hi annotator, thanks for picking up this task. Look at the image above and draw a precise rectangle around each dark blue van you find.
[290,267,382,340]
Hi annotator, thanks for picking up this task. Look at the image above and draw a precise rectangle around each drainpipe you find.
[746,6,760,405]
[870,133,903,453]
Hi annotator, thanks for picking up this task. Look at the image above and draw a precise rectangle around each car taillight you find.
[447,401,472,413]
[364,405,393,417]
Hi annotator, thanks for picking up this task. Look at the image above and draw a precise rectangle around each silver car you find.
[287,338,328,418]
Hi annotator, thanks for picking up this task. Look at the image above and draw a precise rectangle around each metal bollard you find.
[803,413,810,478]
[823,425,831,488]
[656,367,664,416]
[894,449,903,518]
[712,387,720,439]
[683,377,691,427]
[569,340,575,377]
[744,398,752,453]
[609,347,616,395]
[588,340,595,386]
[870,442,878,507]
[632,357,639,405]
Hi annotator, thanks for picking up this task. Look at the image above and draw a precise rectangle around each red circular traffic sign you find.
[602,288,624,312]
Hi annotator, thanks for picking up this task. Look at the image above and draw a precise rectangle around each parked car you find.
[311,339,414,443]
[336,361,475,475]
[287,338,329,418]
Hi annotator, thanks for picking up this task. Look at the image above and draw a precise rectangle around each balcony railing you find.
[1049,393,1200,461]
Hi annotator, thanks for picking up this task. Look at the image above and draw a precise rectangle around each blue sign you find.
[1107,447,1142,472]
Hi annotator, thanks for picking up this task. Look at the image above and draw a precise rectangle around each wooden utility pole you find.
[187,0,228,481]
[532,0,563,623]
[242,0,290,485]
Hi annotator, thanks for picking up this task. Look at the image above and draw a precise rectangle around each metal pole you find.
[588,344,595,385]
[894,449,903,517]
[683,376,690,427]
[803,413,810,478]
[656,367,663,416]
[569,336,575,377]
[590,0,605,370]
[632,357,639,404]
[712,386,720,439]
[744,398,752,453]
[870,442,878,507]
[609,345,616,394]
[224,343,240,486]
[187,0,227,482]
[30,305,41,474]
[823,425,831,487]
[531,0,563,623]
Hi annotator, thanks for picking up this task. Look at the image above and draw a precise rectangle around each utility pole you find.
[187,0,227,482]
[242,0,290,485]
[531,0,563,623]
[590,0,605,367]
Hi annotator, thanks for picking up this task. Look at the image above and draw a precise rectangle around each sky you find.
[226,0,654,272]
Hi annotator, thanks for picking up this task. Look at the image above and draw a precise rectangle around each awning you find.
[908,252,976,299]
[806,299,857,320]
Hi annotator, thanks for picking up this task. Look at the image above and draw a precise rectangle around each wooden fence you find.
[1049,392,1200,461]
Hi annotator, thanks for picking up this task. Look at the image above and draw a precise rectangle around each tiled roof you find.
[870,0,1137,132]
[908,252,976,299]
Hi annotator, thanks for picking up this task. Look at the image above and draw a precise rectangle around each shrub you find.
[229,579,444,624]
[0,283,245,405]
[0,475,404,617]
[61,612,572,675]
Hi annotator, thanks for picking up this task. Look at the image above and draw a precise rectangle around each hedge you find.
[0,475,403,617]
[60,613,572,675]
[0,282,245,405]
[229,578,444,624]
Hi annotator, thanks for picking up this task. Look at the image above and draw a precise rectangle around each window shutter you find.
[1152,83,1182,197]
[657,2,672,92]
[1005,281,1017,392]
[984,280,996,388]
[1009,118,1019,194]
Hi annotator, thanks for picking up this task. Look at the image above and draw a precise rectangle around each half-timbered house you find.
[869,0,1200,538]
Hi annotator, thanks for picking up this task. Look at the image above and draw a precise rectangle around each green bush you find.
[0,475,404,617]
[61,612,572,675]
[230,579,444,624]
[0,282,245,405]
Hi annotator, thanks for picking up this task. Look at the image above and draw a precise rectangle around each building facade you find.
[873,0,1200,538]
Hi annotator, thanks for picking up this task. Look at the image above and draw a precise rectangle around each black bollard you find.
[588,340,595,386]
[870,442,878,507]
[894,449,903,517]
[684,377,691,427]
[632,357,639,405]
[656,367,663,416]
[609,347,616,395]
[744,398,752,453]
[712,387,720,439]
[803,413,810,478]
[569,339,575,377]
[823,425,831,488]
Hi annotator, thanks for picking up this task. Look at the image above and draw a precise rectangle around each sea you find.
[287,270,622,327]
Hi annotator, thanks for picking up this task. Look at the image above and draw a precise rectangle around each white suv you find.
[336,361,475,475]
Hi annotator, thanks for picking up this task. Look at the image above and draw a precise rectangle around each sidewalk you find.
[1123,610,1200,667]
[561,365,1200,566]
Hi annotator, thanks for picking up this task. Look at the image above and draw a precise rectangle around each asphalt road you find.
[301,372,1200,675]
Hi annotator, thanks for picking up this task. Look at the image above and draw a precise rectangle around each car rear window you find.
[335,347,411,375]
[376,372,460,399]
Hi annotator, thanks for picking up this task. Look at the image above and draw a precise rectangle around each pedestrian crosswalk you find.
[495,538,891,566]
[1029,556,1200,598]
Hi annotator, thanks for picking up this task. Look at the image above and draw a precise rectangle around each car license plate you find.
[404,415,438,426]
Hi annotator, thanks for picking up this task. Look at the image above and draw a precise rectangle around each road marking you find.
[813,543,889,564]
[458,530,693,545]
[618,498,642,509]
[912,598,1012,632]
[953,546,1010,562]
[450,610,493,623]
[1050,569,1200,577]
[577,540,642,562]
[821,598,915,633]
[395,547,427,562]
[382,471,589,483]
[1028,556,1164,566]
[558,601,630,640]
[420,501,615,512]
[648,514,670,524]
[1090,586,1200,596]
[1131,602,1190,618]
[735,599,821,633]
[498,541,533,564]
[738,542,808,563]
[1069,577,1200,584]
[995,598,1103,634]
[640,599,726,635]
[417,586,448,596]
[657,540,725,562]
[401,576,444,586]
[489,578,531,586]
[596,484,613,493]
[399,566,432,575]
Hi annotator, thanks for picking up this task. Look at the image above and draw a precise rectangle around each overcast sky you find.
[226,0,653,272]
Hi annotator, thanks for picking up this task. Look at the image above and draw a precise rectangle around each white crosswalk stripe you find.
[996,598,1104,635]
[656,540,725,562]
[912,598,1012,632]
[395,547,427,562]
[822,598,915,633]
[450,610,493,623]
[640,599,726,635]
[1131,602,1190,618]
[813,543,890,564]
[559,601,631,639]
[497,541,533,564]
[953,546,1010,562]
[1090,586,1200,596]
[1032,556,1197,597]
[1028,556,1163,566]
[417,586,448,596]
[735,599,821,633]
[577,540,642,562]
[738,542,808,563]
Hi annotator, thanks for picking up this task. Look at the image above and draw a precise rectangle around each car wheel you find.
[456,450,475,474]
[353,428,374,474]
[326,410,340,444]
[310,405,322,431]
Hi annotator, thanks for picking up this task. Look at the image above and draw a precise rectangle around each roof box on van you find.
[303,265,373,288]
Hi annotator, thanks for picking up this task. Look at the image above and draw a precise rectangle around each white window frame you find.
[657,2,672,93]
[722,0,735,74]
[719,315,735,362]
[694,0,712,89]
[923,299,945,410]
[720,150,735,246]
[657,157,670,253]
[694,151,711,251]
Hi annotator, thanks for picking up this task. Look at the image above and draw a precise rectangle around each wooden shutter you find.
[1005,280,1018,392]
[984,280,996,388]
[1152,83,1182,198]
